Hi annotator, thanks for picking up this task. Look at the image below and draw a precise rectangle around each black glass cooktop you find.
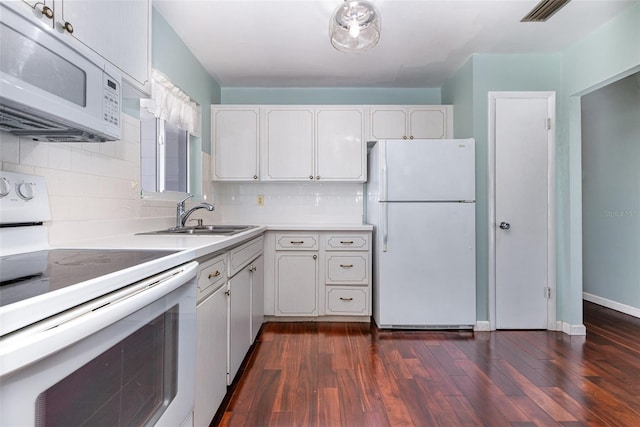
[0,249,178,307]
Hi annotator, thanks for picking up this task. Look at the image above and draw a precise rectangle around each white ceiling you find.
[153,0,638,88]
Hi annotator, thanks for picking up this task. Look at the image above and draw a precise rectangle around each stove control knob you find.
[17,182,35,201]
[0,177,10,198]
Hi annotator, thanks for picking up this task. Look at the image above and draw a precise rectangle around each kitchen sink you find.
[139,225,258,236]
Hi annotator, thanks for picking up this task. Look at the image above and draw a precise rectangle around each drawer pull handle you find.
[339,297,353,301]
[208,271,221,279]
[340,264,354,268]
[340,241,354,244]
[290,241,304,244]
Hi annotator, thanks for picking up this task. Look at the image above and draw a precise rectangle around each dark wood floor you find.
[216,302,640,426]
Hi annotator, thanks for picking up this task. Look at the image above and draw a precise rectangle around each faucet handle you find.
[189,218,204,227]
[178,194,193,206]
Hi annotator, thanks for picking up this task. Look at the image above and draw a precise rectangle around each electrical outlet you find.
[257,195,264,206]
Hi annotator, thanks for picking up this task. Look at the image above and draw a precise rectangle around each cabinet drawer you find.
[228,236,264,277]
[197,255,226,303]
[326,287,369,315]
[325,233,369,251]
[275,233,319,251]
[326,254,368,285]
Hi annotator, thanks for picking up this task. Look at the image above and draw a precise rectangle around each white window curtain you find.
[140,69,201,137]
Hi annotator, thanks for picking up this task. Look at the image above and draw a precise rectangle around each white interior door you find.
[491,93,555,329]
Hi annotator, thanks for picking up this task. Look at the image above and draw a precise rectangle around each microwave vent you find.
[0,104,107,142]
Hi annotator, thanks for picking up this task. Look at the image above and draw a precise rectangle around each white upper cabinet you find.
[56,0,151,95]
[263,106,366,182]
[263,107,315,181]
[211,106,260,181]
[315,107,366,181]
[14,0,151,95]
[369,105,453,140]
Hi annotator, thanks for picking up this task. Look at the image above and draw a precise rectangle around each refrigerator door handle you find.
[382,202,388,252]
[381,141,388,202]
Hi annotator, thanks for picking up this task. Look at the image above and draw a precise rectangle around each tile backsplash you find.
[1,113,366,245]
[0,114,176,245]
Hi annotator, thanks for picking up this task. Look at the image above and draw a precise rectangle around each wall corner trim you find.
[474,321,491,331]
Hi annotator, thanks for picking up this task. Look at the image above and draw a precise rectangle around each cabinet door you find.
[264,108,314,181]
[408,106,451,139]
[275,252,318,316]
[250,255,264,343]
[212,107,260,181]
[195,285,228,427]
[369,106,407,140]
[316,107,366,181]
[228,267,251,384]
[57,0,151,91]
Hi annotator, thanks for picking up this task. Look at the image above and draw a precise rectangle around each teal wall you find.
[441,3,640,326]
[151,7,221,197]
[581,73,640,308]
[442,54,563,323]
[221,87,441,105]
[560,3,640,321]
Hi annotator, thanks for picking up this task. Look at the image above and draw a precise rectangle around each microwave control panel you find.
[103,75,120,129]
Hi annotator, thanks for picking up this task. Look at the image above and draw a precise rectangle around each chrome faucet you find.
[176,194,215,228]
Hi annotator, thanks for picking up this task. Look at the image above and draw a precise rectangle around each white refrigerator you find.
[366,138,476,328]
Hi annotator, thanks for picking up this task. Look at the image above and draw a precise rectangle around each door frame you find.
[488,91,557,331]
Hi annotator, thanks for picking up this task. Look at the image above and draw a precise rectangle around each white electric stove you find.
[0,171,197,427]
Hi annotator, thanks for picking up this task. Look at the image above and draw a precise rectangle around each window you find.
[139,70,200,199]
[140,109,190,194]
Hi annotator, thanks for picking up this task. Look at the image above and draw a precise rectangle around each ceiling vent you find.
[521,0,571,22]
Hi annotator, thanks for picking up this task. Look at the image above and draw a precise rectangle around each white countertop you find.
[265,224,373,231]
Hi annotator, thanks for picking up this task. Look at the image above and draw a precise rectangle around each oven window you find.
[34,306,179,426]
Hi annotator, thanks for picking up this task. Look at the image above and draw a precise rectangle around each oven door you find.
[0,261,198,427]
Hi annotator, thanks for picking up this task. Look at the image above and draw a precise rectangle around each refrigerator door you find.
[372,202,476,327]
[380,139,475,202]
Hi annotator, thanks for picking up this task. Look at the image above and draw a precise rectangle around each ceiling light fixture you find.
[330,0,381,53]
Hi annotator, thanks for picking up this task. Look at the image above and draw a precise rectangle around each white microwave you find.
[0,4,121,142]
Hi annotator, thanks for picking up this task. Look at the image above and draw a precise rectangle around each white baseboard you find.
[561,321,586,336]
[474,321,491,331]
[583,292,640,319]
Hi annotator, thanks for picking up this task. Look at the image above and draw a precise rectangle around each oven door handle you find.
[0,261,198,378]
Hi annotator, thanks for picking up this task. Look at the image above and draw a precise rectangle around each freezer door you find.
[382,139,475,201]
[372,202,476,327]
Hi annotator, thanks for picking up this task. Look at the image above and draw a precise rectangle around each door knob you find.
[499,222,511,230]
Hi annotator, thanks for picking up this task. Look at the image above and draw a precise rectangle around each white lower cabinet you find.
[268,230,371,318]
[250,255,265,343]
[227,236,264,384]
[194,255,228,427]
[228,265,252,384]
[194,235,265,426]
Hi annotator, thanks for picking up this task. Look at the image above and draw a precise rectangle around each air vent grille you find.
[521,0,571,22]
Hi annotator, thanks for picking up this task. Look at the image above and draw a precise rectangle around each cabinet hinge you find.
[544,287,551,299]
[546,118,552,130]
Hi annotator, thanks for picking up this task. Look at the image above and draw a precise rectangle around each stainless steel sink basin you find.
[139,225,258,236]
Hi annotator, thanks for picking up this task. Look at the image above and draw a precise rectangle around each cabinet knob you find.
[208,270,221,279]
[63,21,74,34]
[409,136,414,140]
[309,175,314,180]
[253,175,258,180]
[403,136,407,140]
[225,290,231,297]
[339,297,354,301]
[339,264,354,268]
[41,5,53,19]
[316,176,320,180]
[312,255,317,260]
